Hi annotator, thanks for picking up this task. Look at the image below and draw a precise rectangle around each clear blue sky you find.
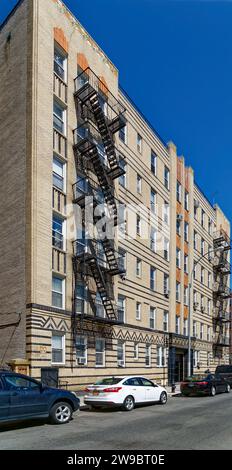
[1,0,232,224]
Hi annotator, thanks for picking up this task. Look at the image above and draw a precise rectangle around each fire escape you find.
[212,230,231,356]
[72,68,126,330]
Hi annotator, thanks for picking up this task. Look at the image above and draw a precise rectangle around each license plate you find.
[92,390,99,396]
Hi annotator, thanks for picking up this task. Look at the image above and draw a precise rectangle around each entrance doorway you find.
[174,350,188,382]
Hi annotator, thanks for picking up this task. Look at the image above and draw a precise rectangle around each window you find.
[194,200,198,219]
[175,315,180,334]
[164,166,170,190]
[184,191,189,211]
[54,46,67,81]
[150,189,157,214]
[193,321,197,337]
[117,295,125,323]
[194,230,197,250]
[119,158,126,187]
[150,307,156,329]
[150,226,157,252]
[145,344,151,367]
[118,248,126,274]
[176,248,181,268]
[151,151,157,175]
[137,133,142,153]
[176,218,181,236]
[76,336,87,364]
[183,319,188,337]
[201,294,204,311]
[208,219,213,235]
[52,214,65,250]
[193,350,199,368]
[207,352,211,367]
[208,272,212,289]
[184,254,188,273]
[193,290,197,304]
[200,323,204,340]
[75,281,85,315]
[201,267,204,284]
[134,343,139,360]
[117,340,125,367]
[136,302,141,321]
[136,258,142,277]
[137,174,142,193]
[163,311,168,332]
[207,326,211,342]
[150,267,156,290]
[119,124,127,143]
[136,214,141,236]
[163,201,169,225]
[184,286,188,305]
[176,181,182,202]
[53,100,66,135]
[95,292,104,318]
[53,156,65,191]
[157,346,166,367]
[95,339,105,367]
[201,209,205,228]
[176,282,181,302]
[164,274,169,296]
[52,333,65,364]
[208,299,211,315]
[52,276,65,309]
[208,246,213,261]
[118,203,126,234]
[193,261,197,280]
[184,222,189,242]
[164,238,169,261]
[201,238,205,256]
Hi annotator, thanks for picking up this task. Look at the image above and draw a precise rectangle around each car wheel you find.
[226,384,230,393]
[123,395,135,411]
[159,391,167,405]
[210,386,216,397]
[49,401,73,424]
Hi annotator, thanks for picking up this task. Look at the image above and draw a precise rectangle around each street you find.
[1,393,232,450]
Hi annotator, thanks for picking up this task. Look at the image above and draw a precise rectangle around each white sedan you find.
[84,376,167,411]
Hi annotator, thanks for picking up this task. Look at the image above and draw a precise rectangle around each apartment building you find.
[0,0,230,389]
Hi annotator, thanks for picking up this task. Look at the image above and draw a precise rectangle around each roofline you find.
[119,84,168,150]
[0,0,24,32]
[194,180,215,211]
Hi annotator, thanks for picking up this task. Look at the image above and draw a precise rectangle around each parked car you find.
[215,365,232,387]
[0,371,80,425]
[84,376,167,411]
[181,373,230,397]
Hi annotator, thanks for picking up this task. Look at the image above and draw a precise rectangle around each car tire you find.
[225,384,230,393]
[159,391,167,405]
[123,395,135,411]
[49,401,73,424]
[210,386,216,397]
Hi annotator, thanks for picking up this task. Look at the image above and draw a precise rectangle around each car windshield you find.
[94,377,124,386]
[186,375,210,382]
[216,366,232,374]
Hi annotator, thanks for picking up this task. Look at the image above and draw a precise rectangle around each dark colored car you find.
[215,365,232,387]
[181,373,230,397]
[0,371,80,425]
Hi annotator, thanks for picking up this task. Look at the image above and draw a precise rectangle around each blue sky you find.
[1,0,232,224]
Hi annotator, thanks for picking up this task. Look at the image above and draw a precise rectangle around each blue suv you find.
[0,371,80,425]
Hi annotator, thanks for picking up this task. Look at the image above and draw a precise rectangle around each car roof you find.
[97,375,155,381]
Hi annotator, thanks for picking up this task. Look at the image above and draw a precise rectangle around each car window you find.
[95,377,124,386]
[4,375,40,391]
[139,378,155,387]
[123,378,141,386]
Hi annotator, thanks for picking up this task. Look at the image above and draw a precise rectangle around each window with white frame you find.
[176,282,181,302]
[52,214,65,250]
[193,261,197,280]
[193,350,199,368]
[150,226,157,252]
[76,335,87,365]
[184,286,188,305]
[201,238,205,256]
[157,346,166,367]
[207,352,211,367]
[194,230,197,250]
[151,151,157,175]
[95,292,105,318]
[52,333,65,364]
[52,275,65,309]
[201,294,204,311]
[118,202,126,234]
[201,267,204,284]
[54,45,67,82]
[136,214,141,236]
[53,156,66,192]
[184,191,189,211]
[137,174,142,193]
[137,133,142,153]
[193,290,197,305]
[145,344,151,367]
[201,209,205,228]
[207,326,211,342]
[119,124,127,143]
[176,218,181,236]
[150,307,156,330]
[75,281,86,315]
[175,315,180,334]
[193,320,197,337]
[184,254,188,273]
[176,248,181,268]
[117,340,125,367]
[53,100,66,135]
[164,166,170,190]
[163,311,168,332]
[118,248,126,274]
[150,188,157,214]
[183,319,188,337]
[176,181,182,202]
[150,267,156,290]
[163,201,170,225]
[136,257,142,277]
[119,158,126,187]
[208,272,212,288]
[136,302,141,321]
[164,237,169,261]
[200,323,204,340]
[208,299,211,315]
[184,222,189,242]
[134,342,139,360]
[164,273,169,296]
[95,338,105,367]
[117,295,125,323]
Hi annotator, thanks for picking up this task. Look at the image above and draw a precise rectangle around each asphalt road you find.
[1,393,232,450]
